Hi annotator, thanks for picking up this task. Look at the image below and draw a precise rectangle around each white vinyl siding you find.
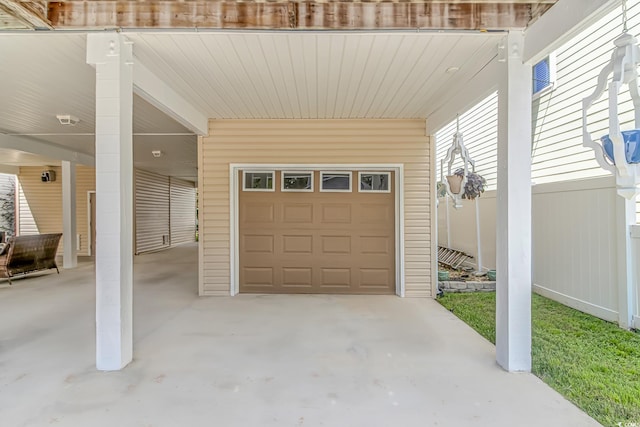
[18,182,39,236]
[170,177,196,246]
[17,166,95,255]
[531,1,640,221]
[135,169,170,254]
[435,92,498,191]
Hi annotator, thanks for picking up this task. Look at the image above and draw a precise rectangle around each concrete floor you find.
[0,244,601,427]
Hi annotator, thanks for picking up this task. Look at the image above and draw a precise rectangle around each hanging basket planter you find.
[600,130,640,165]
[446,174,464,194]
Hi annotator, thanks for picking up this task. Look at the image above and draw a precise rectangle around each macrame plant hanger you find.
[441,116,476,209]
[582,0,640,200]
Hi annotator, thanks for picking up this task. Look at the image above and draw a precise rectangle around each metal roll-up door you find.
[169,177,196,246]
[135,169,170,254]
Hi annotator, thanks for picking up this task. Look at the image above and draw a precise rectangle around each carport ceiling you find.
[1,30,503,179]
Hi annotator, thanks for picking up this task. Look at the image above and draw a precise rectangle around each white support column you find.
[62,160,77,269]
[496,32,533,372]
[87,33,134,371]
[616,195,636,328]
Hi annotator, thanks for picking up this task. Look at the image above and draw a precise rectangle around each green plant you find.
[436,181,448,198]
[454,168,486,200]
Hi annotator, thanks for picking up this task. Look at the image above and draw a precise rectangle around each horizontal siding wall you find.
[435,92,498,191]
[170,177,196,246]
[18,183,38,235]
[531,1,640,222]
[18,166,95,256]
[135,169,170,254]
[200,119,431,297]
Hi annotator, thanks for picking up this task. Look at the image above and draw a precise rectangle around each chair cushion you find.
[0,243,8,256]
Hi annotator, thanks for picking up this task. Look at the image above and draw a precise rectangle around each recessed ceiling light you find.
[446,67,460,73]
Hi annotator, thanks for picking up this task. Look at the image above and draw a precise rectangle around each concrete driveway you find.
[0,244,600,427]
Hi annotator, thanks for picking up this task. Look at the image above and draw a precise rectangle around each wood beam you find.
[48,1,555,30]
[0,0,51,29]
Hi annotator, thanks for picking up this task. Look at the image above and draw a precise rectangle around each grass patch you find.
[438,292,640,427]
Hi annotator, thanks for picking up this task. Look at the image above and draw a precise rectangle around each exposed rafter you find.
[0,0,51,29]
[47,1,556,31]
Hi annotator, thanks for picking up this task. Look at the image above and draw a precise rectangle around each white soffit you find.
[127,31,503,119]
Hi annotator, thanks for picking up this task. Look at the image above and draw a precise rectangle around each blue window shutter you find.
[533,58,551,94]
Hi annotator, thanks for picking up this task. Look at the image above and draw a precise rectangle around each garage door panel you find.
[239,169,395,294]
[321,235,351,254]
[243,267,275,286]
[320,203,352,224]
[282,234,313,253]
[359,268,393,288]
[282,267,313,287]
[243,234,275,253]
[358,203,394,224]
[320,268,352,288]
[282,203,314,223]
[359,235,392,255]
[243,202,275,223]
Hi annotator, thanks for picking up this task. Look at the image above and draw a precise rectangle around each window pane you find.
[245,172,273,189]
[283,172,312,190]
[360,173,389,191]
[321,173,351,191]
[533,58,550,93]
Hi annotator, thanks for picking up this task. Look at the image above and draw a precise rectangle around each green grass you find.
[438,292,640,427]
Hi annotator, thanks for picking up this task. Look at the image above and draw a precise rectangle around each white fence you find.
[633,225,640,329]
[531,178,619,323]
[437,191,496,271]
[438,176,639,327]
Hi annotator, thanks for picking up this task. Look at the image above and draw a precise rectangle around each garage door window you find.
[359,172,390,193]
[243,171,274,191]
[320,172,351,192]
[282,172,314,192]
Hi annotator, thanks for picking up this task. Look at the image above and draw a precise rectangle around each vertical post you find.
[616,195,636,328]
[475,199,483,272]
[62,160,77,268]
[87,33,134,371]
[496,31,533,372]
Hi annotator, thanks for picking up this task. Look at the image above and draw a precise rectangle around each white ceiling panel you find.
[128,32,503,119]
[1,30,503,182]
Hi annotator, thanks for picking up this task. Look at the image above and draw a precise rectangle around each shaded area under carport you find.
[0,243,599,426]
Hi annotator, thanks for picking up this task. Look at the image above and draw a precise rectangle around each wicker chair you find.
[0,233,62,284]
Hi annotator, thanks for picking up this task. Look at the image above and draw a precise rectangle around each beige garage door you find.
[239,170,395,294]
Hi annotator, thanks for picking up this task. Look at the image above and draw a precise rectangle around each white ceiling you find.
[0,30,503,182]
[128,32,502,119]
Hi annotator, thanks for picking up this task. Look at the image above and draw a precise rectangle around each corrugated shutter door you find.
[135,169,170,254]
[170,177,196,246]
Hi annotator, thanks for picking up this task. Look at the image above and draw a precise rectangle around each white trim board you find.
[229,163,406,297]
